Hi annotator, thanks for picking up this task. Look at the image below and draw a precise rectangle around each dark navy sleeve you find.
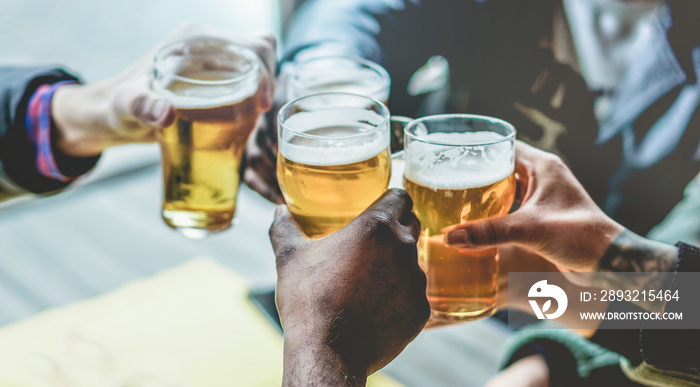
[0,66,99,194]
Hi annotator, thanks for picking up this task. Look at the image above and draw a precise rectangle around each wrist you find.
[51,82,111,157]
[589,220,626,272]
[283,334,367,387]
[596,229,679,274]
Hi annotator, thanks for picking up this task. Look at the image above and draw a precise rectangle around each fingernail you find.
[151,100,168,120]
[445,230,468,246]
[274,205,283,217]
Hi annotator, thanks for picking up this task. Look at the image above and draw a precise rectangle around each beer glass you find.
[403,115,516,321]
[153,37,261,238]
[287,55,391,103]
[277,93,391,238]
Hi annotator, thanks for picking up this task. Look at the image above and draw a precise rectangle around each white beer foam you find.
[154,71,258,109]
[279,108,389,166]
[404,132,514,189]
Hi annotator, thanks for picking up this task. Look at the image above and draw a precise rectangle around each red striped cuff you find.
[24,80,79,183]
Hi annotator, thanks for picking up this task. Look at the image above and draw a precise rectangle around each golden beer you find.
[278,147,391,237]
[403,116,516,321]
[159,91,258,235]
[154,38,260,237]
[404,174,516,320]
[277,94,391,238]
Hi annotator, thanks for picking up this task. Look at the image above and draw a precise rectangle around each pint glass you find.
[287,55,391,103]
[403,115,516,321]
[277,93,392,238]
[153,37,261,238]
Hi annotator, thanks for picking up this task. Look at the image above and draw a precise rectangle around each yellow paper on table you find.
[0,258,402,387]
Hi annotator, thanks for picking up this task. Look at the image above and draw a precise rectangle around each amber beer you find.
[277,93,391,238]
[154,38,260,237]
[403,116,516,321]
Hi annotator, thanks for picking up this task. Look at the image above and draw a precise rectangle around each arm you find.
[270,190,429,385]
[0,23,275,200]
[444,142,681,311]
[598,230,679,274]
[283,337,366,387]
[0,66,99,195]
[283,0,418,64]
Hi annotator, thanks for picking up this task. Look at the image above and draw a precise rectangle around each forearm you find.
[597,229,679,274]
[52,81,112,157]
[282,337,367,387]
[594,229,679,311]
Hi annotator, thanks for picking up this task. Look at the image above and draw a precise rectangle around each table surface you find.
[0,258,406,386]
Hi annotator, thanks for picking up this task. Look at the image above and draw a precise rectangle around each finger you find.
[365,189,414,220]
[117,85,177,128]
[443,212,530,249]
[256,72,274,112]
[513,148,532,204]
[269,205,306,261]
[357,189,418,245]
[403,211,421,243]
[245,33,277,77]
[244,169,284,204]
[514,140,548,163]
[244,34,277,112]
[515,141,558,203]
[262,118,279,159]
[246,126,277,181]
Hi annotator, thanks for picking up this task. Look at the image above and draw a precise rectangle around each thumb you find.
[443,212,529,249]
[269,205,307,262]
[116,85,176,129]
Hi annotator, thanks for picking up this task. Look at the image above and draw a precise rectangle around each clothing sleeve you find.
[638,242,700,371]
[282,0,484,117]
[0,66,99,196]
[282,0,419,64]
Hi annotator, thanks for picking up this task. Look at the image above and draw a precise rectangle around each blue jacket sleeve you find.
[283,0,485,116]
[0,66,98,195]
[283,0,419,64]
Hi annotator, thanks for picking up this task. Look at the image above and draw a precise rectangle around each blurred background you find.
[0,1,509,385]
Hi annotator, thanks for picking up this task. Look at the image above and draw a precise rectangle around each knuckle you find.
[247,150,264,168]
[543,153,567,172]
[268,218,284,240]
[128,93,149,117]
[364,208,394,229]
[387,188,413,207]
[475,220,500,245]
[274,246,297,269]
